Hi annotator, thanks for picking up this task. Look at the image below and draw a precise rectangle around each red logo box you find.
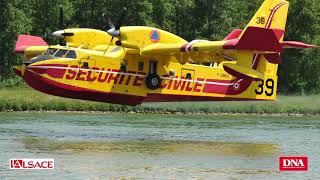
[10,159,54,169]
[279,156,308,171]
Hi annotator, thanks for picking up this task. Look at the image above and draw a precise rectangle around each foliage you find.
[0,0,32,78]
[279,0,320,94]
[0,76,26,89]
[0,0,319,94]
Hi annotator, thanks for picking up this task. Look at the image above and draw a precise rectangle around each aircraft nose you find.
[12,65,26,77]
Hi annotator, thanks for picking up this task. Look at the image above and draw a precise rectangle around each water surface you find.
[0,113,319,179]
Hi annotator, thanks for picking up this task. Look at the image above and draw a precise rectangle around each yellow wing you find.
[140,40,226,56]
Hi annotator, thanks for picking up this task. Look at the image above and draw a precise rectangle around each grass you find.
[1,87,320,114]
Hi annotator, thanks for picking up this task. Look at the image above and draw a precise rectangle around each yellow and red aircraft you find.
[13,0,318,106]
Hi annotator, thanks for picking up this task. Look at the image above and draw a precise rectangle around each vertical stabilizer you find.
[242,0,289,38]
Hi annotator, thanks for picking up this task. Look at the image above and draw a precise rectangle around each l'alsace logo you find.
[10,159,54,170]
[279,156,308,171]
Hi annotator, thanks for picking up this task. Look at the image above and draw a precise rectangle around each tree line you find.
[0,0,319,94]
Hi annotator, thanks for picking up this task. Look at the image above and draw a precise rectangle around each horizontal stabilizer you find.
[224,29,243,40]
[223,63,264,81]
[282,41,319,49]
[224,27,284,52]
[15,35,48,54]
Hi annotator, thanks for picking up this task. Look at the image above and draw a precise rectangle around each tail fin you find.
[224,0,290,52]
[242,0,289,34]
[222,0,290,81]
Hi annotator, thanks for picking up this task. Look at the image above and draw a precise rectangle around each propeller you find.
[103,7,127,54]
[57,6,66,45]
[103,13,115,30]
[51,6,73,45]
[105,7,127,37]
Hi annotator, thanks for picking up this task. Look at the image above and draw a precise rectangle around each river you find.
[0,113,319,179]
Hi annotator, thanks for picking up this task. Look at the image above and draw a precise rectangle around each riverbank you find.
[1,88,320,115]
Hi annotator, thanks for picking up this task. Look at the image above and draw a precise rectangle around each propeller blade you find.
[104,7,126,51]
[59,6,64,30]
[59,6,67,45]
[103,13,115,30]
[116,7,127,30]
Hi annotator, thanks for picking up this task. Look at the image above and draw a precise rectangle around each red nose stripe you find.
[27,64,68,79]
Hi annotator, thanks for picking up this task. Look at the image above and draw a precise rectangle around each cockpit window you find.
[43,48,58,55]
[54,49,68,58]
[65,50,77,59]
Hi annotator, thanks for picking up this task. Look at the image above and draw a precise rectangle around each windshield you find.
[65,50,77,59]
[43,48,77,59]
[43,48,58,56]
[54,49,68,58]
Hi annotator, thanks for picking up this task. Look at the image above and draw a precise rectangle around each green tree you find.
[70,0,105,29]
[30,0,75,38]
[117,0,154,26]
[0,0,32,78]
[150,0,175,33]
[279,0,320,94]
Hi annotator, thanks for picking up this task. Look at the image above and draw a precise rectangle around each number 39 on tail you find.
[13,0,318,106]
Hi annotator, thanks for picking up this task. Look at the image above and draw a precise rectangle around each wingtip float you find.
[13,0,319,106]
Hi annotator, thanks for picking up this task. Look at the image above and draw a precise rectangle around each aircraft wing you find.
[140,40,226,56]
[15,35,48,55]
[140,26,319,57]
[140,43,185,55]
[15,35,49,60]
[140,27,285,56]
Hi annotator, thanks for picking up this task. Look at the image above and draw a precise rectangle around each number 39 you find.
[255,79,275,96]
[256,17,265,25]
